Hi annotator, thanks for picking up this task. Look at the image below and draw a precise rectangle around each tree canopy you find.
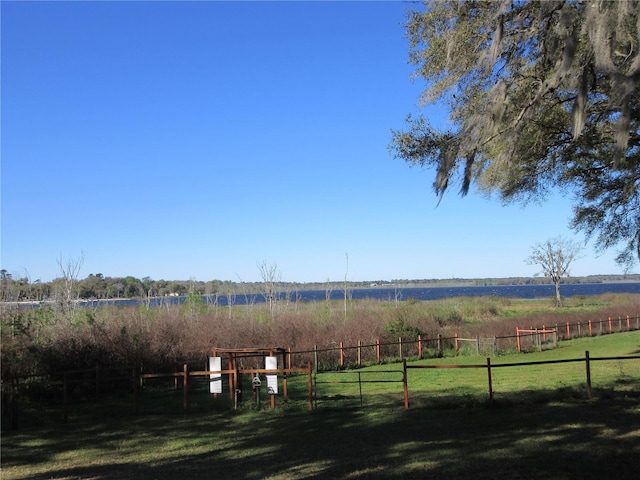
[390,0,640,267]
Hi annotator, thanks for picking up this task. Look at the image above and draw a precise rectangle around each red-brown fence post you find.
[627,315,631,331]
[566,322,571,339]
[287,347,292,369]
[455,333,459,353]
[516,328,521,353]
[357,340,362,366]
[339,341,345,367]
[589,320,593,337]
[376,339,381,363]
[418,335,423,359]
[608,317,613,333]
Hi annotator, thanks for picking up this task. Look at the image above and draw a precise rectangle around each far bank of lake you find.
[75,282,640,309]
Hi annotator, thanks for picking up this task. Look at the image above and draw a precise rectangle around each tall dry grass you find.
[2,293,638,377]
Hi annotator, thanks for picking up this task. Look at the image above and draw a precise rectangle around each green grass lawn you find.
[2,331,639,479]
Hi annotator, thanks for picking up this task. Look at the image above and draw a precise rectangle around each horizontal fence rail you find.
[402,352,640,409]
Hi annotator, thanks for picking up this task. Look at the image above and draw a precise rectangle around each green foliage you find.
[391,0,640,267]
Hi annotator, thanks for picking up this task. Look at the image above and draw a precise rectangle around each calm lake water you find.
[84,282,640,308]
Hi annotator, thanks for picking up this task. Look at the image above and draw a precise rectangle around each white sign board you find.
[265,356,278,395]
[209,356,222,394]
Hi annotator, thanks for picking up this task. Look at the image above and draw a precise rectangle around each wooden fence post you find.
[627,315,631,331]
[339,341,345,367]
[437,334,443,356]
[608,317,613,333]
[314,345,319,374]
[376,339,381,363]
[455,333,459,353]
[418,335,423,359]
[585,351,592,399]
[307,362,313,411]
[589,319,593,337]
[566,322,571,339]
[398,336,403,359]
[516,329,521,352]
[357,340,362,366]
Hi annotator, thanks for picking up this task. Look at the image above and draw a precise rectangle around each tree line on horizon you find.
[1,268,637,303]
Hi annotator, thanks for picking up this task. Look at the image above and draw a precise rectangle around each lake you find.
[84,282,640,308]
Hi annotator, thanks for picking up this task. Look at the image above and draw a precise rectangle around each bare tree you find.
[258,261,281,319]
[526,238,582,307]
[54,252,85,322]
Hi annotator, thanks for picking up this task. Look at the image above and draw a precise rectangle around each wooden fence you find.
[402,351,640,409]
[287,314,640,369]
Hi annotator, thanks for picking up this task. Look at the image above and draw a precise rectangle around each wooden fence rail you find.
[402,351,640,409]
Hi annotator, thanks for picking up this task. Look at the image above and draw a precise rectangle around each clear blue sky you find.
[0,1,629,283]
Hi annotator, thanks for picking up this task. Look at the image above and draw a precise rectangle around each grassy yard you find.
[2,331,639,479]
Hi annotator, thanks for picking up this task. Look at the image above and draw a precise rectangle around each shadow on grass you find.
[3,385,640,480]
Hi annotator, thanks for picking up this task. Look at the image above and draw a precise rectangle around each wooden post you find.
[398,336,403,359]
[487,357,493,402]
[577,321,581,337]
[608,317,613,333]
[566,322,571,339]
[516,328,521,353]
[437,334,442,356]
[376,339,381,363]
[402,359,409,409]
[455,333,459,353]
[476,335,480,355]
[283,371,288,402]
[627,315,631,331]
[585,351,592,399]
[314,345,319,374]
[589,319,593,337]
[357,340,362,366]
[307,362,313,411]
[183,363,189,411]
[418,335,423,359]
[287,347,292,370]
[228,357,235,402]
[339,341,345,367]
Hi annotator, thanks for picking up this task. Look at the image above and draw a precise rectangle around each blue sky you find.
[1,1,630,283]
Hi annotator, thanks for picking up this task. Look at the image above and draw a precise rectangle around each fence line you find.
[402,351,640,409]
[2,315,639,428]
[288,314,640,369]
